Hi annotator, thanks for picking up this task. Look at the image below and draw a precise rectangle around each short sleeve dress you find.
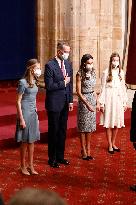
[15,79,40,143]
[77,69,96,132]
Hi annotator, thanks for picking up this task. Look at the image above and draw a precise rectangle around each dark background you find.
[0,1,36,80]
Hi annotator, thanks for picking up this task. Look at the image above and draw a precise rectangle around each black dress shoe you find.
[108,149,114,154]
[87,156,94,160]
[113,147,120,152]
[82,156,89,160]
[130,185,136,191]
[57,159,70,165]
[48,160,60,168]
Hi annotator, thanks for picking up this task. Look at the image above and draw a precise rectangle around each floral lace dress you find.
[77,70,96,132]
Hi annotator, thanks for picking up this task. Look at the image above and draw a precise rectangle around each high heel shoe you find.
[108,148,114,154]
[87,156,94,160]
[20,167,30,176]
[113,147,120,152]
[30,170,38,175]
[82,156,89,160]
[27,167,38,175]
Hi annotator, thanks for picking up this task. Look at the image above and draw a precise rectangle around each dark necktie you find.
[61,60,65,77]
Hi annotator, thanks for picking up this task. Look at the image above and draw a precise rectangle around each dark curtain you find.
[0,1,36,80]
[126,0,136,85]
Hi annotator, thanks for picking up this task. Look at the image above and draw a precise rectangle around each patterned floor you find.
[0,88,136,204]
[0,124,136,205]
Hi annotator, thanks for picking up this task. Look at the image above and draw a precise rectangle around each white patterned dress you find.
[99,68,128,128]
[77,70,96,132]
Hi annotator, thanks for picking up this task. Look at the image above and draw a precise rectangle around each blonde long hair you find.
[107,52,122,82]
[24,59,39,87]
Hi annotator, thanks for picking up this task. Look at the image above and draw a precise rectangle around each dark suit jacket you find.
[44,58,73,112]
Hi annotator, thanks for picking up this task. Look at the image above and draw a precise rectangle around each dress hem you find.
[99,123,125,128]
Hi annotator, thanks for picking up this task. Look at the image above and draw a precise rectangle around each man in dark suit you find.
[44,41,73,168]
[130,91,136,191]
[0,194,4,205]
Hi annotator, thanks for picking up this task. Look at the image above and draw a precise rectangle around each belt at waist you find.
[82,91,94,94]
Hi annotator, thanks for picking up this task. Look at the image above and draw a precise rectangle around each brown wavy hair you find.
[107,52,122,82]
[24,59,39,87]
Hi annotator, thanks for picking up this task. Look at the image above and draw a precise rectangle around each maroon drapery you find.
[126,0,136,85]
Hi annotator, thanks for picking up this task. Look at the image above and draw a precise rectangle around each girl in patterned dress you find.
[99,52,128,154]
[15,59,41,175]
[76,54,98,160]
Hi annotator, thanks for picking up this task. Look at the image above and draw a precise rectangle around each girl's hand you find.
[20,119,26,129]
[100,107,104,113]
[124,106,127,112]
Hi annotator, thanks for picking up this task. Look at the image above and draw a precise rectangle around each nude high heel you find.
[20,167,30,176]
[27,167,38,175]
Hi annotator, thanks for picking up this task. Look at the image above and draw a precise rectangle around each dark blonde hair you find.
[24,59,39,87]
[107,52,122,82]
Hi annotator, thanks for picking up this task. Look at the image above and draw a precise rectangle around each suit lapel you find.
[53,58,60,69]
[53,58,64,78]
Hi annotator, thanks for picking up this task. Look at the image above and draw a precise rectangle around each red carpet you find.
[0,86,136,205]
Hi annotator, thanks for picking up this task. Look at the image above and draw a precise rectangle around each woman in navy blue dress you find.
[15,59,41,175]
